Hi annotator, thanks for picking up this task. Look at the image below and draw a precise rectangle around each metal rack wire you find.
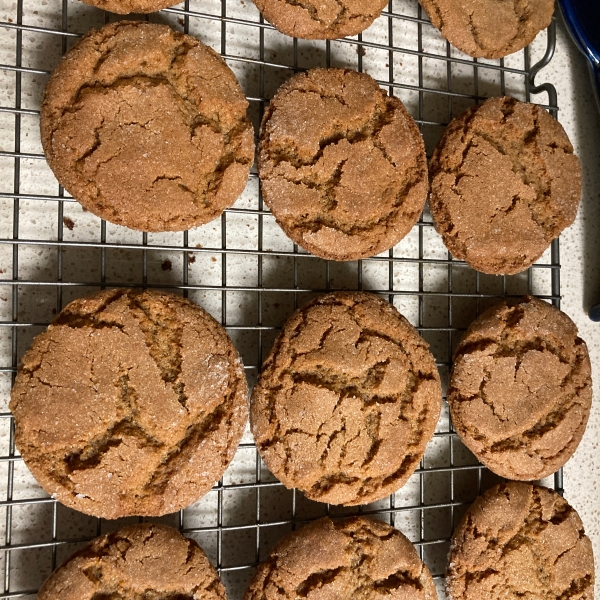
[0,0,561,597]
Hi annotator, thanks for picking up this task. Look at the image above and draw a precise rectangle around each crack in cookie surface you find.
[447,483,594,600]
[244,517,437,600]
[258,68,428,260]
[40,21,254,232]
[448,296,592,481]
[250,292,441,505]
[10,289,248,519]
[429,97,581,275]
[38,523,227,600]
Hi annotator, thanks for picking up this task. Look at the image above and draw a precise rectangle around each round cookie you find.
[429,97,581,275]
[245,517,438,600]
[80,0,179,14]
[449,296,592,481]
[419,0,554,59]
[447,483,594,600]
[38,523,226,599]
[252,0,388,39]
[251,292,442,505]
[258,68,429,261]
[40,21,254,232]
[10,288,248,519]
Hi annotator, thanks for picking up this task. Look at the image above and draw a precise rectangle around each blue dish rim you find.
[558,0,600,65]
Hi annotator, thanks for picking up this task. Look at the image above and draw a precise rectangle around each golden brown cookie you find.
[258,68,429,261]
[252,0,388,39]
[10,289,248,519]
[251,292,442,506]
[448,296,592,481]
[38,523,226,600]
[419,0,554,59]
[245,517,438,600]
[429,97,581,275]
[80,0,178,14]
[40,21,254,232]
[447,483,594,600]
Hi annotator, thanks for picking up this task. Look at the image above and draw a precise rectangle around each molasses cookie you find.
[447,483,594,600]
[252,0,388,39]
[10,289,248,519]
[38,523,226,600]
[41,21,254,232]
[245,517,437,600]
[80,0,179,14]
[449,296,592,481]
[429,97,581,274]
[258,68,429,261]
[419,0,554,59]
[251,292,442,506]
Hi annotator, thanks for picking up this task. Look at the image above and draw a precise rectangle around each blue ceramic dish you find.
[557,0,600,321]
[558,0,600,110]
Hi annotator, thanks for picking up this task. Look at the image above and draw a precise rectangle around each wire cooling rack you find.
[0,0,561,598]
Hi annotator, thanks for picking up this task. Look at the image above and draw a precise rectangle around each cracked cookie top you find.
[80,0,179,14]
[40,21,254,232]
[419,0,554,59]
[252,0,388,39]
[429,97,581,275]
[447,483,594,600]
[251,292,442,506]
[258,68,429,261]
[38,523,226,599]
[449,296,592,481]
[245,517,437,600]
[10,289,248,519]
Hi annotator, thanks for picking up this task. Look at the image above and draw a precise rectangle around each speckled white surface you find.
[534,14,600,595]
[0,0,597,598]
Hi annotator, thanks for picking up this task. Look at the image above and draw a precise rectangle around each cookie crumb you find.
[62,217,74,230]
[161,260,172,271]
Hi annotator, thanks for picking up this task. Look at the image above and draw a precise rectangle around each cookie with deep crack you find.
[447,483,594,600]
[40,21,254,232]
[429,97,581,275]
[258,68,429,261]
[80,0,179,14]
[448,296,592,481]
[419,0,554,59]
[245,517,438,600]
[10,289,248,519]
[252,0,388,39]
[251,292,442,506]
[38,523,226,599]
